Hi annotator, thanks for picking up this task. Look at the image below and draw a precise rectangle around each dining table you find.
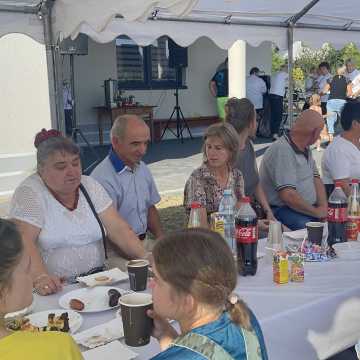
[32,239,360,360]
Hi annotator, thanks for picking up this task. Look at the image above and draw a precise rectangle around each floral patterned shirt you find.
[184,163,245,215]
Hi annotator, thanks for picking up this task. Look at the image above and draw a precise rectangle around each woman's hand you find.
[34,273,62,296]
[147,309,178,350]
[258,219,270,233]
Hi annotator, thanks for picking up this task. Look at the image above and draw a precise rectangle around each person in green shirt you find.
[0,219,83,360]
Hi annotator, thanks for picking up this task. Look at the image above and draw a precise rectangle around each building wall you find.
[64,38,272,134]
[0,34,51,195]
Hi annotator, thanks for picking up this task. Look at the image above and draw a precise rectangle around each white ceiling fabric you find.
[52,0,360,50]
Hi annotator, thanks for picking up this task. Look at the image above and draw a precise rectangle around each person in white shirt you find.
[269,65,288,140]
[322,101,360,197]
[246,67,267,112]
[345,58,360,99]
[318,62,332,115]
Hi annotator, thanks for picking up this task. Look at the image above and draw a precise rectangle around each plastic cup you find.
[127,259,149,291]
[119,293,153,347]
[306,222,324,246]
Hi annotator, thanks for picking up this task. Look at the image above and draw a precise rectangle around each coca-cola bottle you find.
[327,181,347,246]
[346,179,360,241]
[235,196,258,276]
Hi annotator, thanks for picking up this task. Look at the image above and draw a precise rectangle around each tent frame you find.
[1,0,360,128]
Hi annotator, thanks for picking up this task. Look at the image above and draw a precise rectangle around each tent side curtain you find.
[0,11,44,43]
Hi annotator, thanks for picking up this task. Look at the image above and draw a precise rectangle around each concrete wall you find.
[64,38,272,139]
[0,34,51,196]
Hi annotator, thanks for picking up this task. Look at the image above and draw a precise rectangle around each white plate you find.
[73,318,124,348]
[59,287,130,313]
[333,241,360,260]
[5,295,36,320]
[82,340,137,360]
[77,268,128,287]
[27,309,83,333]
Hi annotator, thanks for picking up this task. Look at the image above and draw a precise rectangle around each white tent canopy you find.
[52,0,360,50]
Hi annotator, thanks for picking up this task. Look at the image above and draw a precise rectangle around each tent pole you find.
[287,25,294,126]
[41,0,61,130]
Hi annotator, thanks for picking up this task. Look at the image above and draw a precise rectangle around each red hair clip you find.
[34,128,62,148]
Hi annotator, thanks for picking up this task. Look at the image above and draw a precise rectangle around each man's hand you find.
[313,205,328,220]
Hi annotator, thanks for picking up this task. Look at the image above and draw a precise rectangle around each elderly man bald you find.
[91,115,163,249]
[259,110,327,230]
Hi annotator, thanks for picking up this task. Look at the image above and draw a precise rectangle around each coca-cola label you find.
[327,206,347,223]
[235,225,258,244]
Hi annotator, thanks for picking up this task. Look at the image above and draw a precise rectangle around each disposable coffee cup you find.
[119,293,153,347]
[127,259,149,291]
[306,222,324,246]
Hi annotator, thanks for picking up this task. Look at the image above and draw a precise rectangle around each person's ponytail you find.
[225,294,252,331]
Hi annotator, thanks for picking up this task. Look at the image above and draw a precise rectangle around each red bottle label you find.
[235,226,258,244]
[346,217,359,241]
[327,207,347,223]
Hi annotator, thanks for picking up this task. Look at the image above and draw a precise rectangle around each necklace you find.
[46,185,80,211]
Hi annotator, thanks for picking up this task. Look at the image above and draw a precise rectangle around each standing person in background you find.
[345,58,360,99]
[303,66,319,110]
[323,65,349,140]
[63,80,73,136]
[210,58,228,120]
[269,64,288,141]
[246,67,267,117]
[317,62,332,116]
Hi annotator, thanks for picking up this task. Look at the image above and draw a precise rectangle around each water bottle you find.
[346,179,360,241]
[328,181,347,246]
[235,197,258,276]
[219,189,237,261]
[188,201,201,228]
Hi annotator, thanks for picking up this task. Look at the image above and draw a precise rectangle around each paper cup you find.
[119,293,153,347]
[127,259,149,292]
[306,222,324,246]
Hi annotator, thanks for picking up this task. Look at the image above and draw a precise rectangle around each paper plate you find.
[59,287,130,313]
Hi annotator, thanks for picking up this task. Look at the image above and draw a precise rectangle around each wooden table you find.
[94,105,156,145]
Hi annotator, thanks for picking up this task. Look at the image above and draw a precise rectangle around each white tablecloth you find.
[33,240,360,360]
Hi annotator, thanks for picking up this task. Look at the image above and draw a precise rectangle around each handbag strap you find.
[79,183,108,259]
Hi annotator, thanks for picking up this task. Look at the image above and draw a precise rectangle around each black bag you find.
[257,96,272,138]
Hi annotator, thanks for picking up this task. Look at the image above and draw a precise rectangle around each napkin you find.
[77,268,128,287]
[82,341,137,360]
[73,318,124,348]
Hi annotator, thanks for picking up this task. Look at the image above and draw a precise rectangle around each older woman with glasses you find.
[9,129,146,296]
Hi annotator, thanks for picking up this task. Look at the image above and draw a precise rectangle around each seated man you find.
[91,115,163,250]
[259,109,328,230]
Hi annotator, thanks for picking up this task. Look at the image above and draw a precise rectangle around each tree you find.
[272,46,286,73]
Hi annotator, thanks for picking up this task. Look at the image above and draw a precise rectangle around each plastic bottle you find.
[327,181,347,246]
[346,179,360,241]
[235,196,258,276]
[188,201,201,228]
[218,189,237,261]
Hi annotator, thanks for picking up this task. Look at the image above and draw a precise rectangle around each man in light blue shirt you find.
[91,115,163,241]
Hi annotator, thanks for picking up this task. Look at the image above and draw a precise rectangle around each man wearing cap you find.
[246,67,267,115]
[91,115,163,250]
[259,110,328,230]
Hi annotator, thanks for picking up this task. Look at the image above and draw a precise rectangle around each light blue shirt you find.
[91,148,160,235]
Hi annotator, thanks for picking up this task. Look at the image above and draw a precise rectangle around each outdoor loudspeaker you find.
[168,39,188,68]
[60,34,88,55]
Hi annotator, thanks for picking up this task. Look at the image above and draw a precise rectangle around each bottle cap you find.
[241,196,251,203]
[223,189,232,195]
[351,179,359,184]
[334,180,342,188]
[191,201,201,209]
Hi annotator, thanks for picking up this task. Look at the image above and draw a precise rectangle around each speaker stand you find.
[68,54,100,173]
[160,67,192,143]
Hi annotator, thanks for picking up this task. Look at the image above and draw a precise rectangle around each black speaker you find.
[60,34,88,55]
[168,39,188,68]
